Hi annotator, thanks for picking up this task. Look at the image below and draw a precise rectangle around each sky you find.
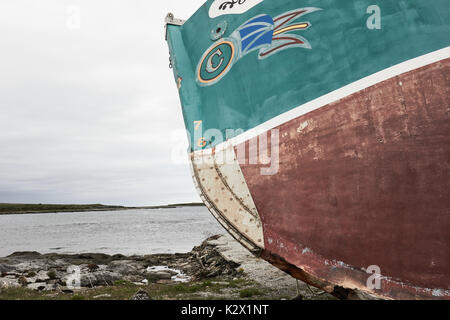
[0,0,207,206]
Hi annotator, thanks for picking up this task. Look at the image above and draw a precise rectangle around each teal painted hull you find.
[167,0,449,151]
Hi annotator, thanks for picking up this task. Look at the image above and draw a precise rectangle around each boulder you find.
[18,276,28,286]
[57,286,74,294]
[165,270,179,277]
[36,270,50,282]
[156,279,171,284]
[86,264,99,272]
[75,253,111,264]
[0,278,20,289]
[26,276,37,284]
[12,261,45,273]
[130,290,151,300]
[27,282,47,291]
[95,271,121,285]
[108,260,142,275]
[123,274,145,283]
[0,264,14,273]
[93,293,112,299]
[146,272,172,282]
[80,271,121,287]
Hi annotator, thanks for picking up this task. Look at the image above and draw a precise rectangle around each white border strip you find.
[220,46,450,148]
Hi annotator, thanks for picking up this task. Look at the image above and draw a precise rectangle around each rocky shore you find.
[0,234,334,300]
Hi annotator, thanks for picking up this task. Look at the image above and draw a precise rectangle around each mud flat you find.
[0,234,334,300]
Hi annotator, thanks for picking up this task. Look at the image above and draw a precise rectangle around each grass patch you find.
[239,288,262,298]
[0,277,279,300]
[114,280,134,286]
[170,282,211,294]
[47,271,57,280]
[227,278,250,288]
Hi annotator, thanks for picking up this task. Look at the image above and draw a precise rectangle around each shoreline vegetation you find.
[0,234,334,300]
[0,203,205,215]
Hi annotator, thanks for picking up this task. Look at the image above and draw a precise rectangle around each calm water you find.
[0,207,225,257]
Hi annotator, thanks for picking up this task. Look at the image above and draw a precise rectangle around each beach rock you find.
[75,253,111,264]
[123,274,145,283]
[128,255,145,262]
[190,240,240,279]
[211,281,229,285]
[130,290,151,300]
[165,270,179,277]
[142,256,160,265]
[97,265,108,272]
[80,271,121,287]
[111,254,126,260]
[44,283,57,291]
[108,260,142,275]
[27,282,47,291]
[48,259,68,269]
[156,279,171,284]
[146,271,172,282]
[0,277,20,289]
[80,274,96,287]
[43,253,112,266]
[26,276,37,284]
[97,271,121,285]
[0,264,14,273]
[36,270,50,282]
[14,262,42,273]
[18,276,28,286]
[86,264,99,272]
[58,286,74,294]
[93,293,112,299]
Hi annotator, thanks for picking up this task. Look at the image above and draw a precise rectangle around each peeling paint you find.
[190,143,264,252]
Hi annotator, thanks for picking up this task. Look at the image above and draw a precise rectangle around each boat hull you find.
[166,0,450,299]
[189,58,450,299]
[237,58,450,299]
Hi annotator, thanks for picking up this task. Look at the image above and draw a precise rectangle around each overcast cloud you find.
[0,0,206,206]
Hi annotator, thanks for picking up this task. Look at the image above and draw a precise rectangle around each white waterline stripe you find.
[214,46,450,148]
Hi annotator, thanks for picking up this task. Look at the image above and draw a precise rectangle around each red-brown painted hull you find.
[238,59,450,299]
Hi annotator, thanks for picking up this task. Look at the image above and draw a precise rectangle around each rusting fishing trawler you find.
[165,0,449,299]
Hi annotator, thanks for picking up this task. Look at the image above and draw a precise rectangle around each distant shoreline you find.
[0,203,205,216]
